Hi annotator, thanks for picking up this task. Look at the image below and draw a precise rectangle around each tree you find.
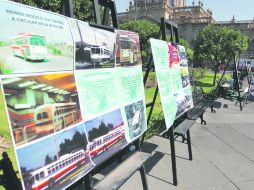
[45,154,53,165]
[120,20,160,64]
[15,0,95,22]
[194,25,248,85]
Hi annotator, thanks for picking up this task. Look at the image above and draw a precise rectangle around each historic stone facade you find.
[118,0,254,57]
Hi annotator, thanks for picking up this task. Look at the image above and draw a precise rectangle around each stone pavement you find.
[119,98,254,190]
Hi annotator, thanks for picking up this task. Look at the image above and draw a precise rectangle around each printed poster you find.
[0,1,74,75]
[115,30,147,142]
[178,45,193,113]
[150,39,194,132]
[150,38,177,132]
[0,1,148,190]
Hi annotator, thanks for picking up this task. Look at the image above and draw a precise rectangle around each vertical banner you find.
[177,45,193,113]
[150,39,194,132]
[150,39,177,132]
[115,30,147,143]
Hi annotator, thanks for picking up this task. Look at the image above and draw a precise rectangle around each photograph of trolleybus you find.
[1,72,82,146]
[0,1,74,74]
[84,109,127,165]
[17,124,93,190]
[116,30,142,67]
[69,20,116,69]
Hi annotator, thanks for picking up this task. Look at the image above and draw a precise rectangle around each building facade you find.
[118,0,254,57]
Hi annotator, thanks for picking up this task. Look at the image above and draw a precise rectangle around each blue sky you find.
[84,109,123,133]
[115,0,254,21]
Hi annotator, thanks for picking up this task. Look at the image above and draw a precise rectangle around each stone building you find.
[117,0,254,57]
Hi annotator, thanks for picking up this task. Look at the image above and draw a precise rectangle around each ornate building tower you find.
[172,0,186,7]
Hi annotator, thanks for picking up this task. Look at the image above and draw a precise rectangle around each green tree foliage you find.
[45,154,53,165]
[194,25,248,85]
[88,121,110,141]
[120,19,160,62]
[58,131,87,157]
[179,38,194,63]
[15,0,95,22]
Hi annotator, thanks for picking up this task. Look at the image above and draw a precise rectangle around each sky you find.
[115,0,254,21]
[84,109,123,133]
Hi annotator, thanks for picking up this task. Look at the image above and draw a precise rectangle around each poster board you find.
[0,1,147,190]
[150,38,193,132]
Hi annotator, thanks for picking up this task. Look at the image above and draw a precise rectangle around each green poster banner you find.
[150,39,194,131]
[75,69,118,119]
[150,38,178,131]
[116,66,147,142]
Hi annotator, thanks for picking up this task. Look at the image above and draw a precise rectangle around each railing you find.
[170,16,215,24]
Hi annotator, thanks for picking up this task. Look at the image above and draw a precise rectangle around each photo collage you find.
[0,1,147,190]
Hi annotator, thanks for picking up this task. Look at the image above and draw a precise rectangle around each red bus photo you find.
[84,109,127,165]
[17,124,93,190]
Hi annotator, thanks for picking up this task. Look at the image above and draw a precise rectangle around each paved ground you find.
[118,98,254,190]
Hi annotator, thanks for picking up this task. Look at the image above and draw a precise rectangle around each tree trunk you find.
[213,65,218,86]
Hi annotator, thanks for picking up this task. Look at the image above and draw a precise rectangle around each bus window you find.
[36,113,41,120]
[30,37,46,46]
[91,48,100,54]
[120,41,130,49]
[40,171,45,179]
[42,112,48,119]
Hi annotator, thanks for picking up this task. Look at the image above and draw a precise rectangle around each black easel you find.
[141,17,179,186]
[236,57,253,107]
[61,1,149,189]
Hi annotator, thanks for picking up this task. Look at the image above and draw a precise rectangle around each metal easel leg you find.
[186,130,193,161]
[169,127,177,186]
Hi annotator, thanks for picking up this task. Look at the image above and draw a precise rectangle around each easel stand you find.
[61,0,150,189]
[141,17,179,186]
